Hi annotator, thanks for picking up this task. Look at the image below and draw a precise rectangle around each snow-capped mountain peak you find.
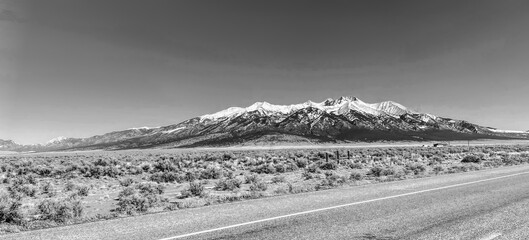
[47,136,68,144]
[322,96,358,106]
[246,101,276,112]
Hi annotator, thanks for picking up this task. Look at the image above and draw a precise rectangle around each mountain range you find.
[2,96,528,152]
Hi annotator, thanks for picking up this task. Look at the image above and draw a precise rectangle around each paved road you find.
[6,165,529,240]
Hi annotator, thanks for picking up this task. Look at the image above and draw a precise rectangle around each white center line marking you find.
[159,171,529,240]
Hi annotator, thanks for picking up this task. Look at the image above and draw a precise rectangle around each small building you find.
[433,142,449,147]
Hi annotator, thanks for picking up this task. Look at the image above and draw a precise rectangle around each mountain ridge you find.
[2,96,528,152]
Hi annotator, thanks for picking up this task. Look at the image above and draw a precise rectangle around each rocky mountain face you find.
[2,96,527,152]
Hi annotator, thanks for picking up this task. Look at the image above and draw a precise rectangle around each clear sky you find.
[1,0,528,144]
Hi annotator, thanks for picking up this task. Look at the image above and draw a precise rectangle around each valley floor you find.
[193,139,529,151]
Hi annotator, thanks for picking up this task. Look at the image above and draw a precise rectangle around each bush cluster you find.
[461,155,481,163]
[37,198,83,223]
[214,178,242,191]
[0,192,24,224]
[180,181,206,198]
[115,182,165,215]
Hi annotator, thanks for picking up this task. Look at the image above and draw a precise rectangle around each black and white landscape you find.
[2,0,529,239]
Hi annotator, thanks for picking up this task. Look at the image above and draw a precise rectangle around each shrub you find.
[405,163,427,175]
[295,158,309,168]
[25,174,38,185]
[287,183,316,194]
[347,162,364,169]
[103,166,122,178]
[461,155,481,163]
[350,170,365,181]
[273,186,289,195]
[319,171,347,188]
[41,182,57,197]
[76,185,90,197]
[222,153,234,161]
[382,166,405,178]
[64,181,77,192]
[181,181,205,198]
[8,184,37,198]
[430,156,443,164]
[136,182,165,195]
[94,158,111,167]
[432,165,445,174]
[140,163,152,172]
[153,158,178,172]
[252,163,276,174]
[368,166,385,177]
[274,163,287,173]
[244,174,260,184]
[116,183,164,215]
[164,203,179,211]
[448,163,480,173]
[318,160,338,170]
[0,192,24,224]
[118,187,136,198]
[201,166,224,179]
[249,181,268,192]
[63,182,90,197]
[502,156,519,165]
[119,178,136,187]
[116,193,149,215]
[317,151,334,159]
[183,171,199,182]
[302,170,316,180]
[307,163,320,173]
[37,198,83,222]
[271,175,286,183]
[215,178,242,191]
[150,172,181,183]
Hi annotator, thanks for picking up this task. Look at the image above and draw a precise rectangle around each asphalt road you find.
[6,165,529,240]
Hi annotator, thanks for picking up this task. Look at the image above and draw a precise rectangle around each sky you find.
[1,0,528,144]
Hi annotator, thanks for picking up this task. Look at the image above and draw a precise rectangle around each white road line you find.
[159,171,529,240]
[480,232,502,240]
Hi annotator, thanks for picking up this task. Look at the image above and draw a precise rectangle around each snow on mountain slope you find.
[487,128,526,133]
[47,136,68,144]
[162,127,186,134]
[127,126,160,130]
[200,107,247,120]
[370,101,415,116]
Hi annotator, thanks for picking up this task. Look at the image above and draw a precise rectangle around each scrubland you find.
[1,144,528,233]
